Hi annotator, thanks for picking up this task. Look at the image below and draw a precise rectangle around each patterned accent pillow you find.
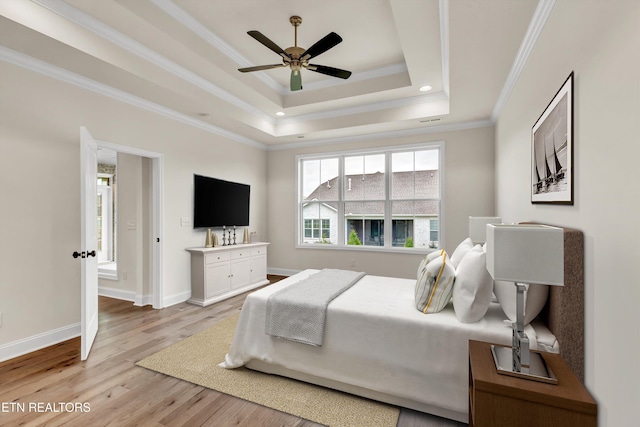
[416,249,447,278]
[415,252,456,313]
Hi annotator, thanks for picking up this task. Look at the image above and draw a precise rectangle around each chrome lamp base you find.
[490,282,558,384]
[491,345,557,384]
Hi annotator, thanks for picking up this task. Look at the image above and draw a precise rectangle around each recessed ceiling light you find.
[419,85,432,92]
[276,111,285,116]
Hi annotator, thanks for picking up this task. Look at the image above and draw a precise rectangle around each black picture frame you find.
[531,72,574,204]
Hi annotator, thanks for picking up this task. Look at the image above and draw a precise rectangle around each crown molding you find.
[491,0,556,121]
[439,0,450,97]
[0,46,266,149]
[7,0,552,152]
[151,0,432,101]
[2,45,495,152]
[28,0,453,134]
[267,119,494,151]
[297,62,409,93]
[150,0,282,94]
[31,0,275,125]
[278,91,448,125]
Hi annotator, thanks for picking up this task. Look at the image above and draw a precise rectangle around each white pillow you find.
[450,238,473,269]
[416,249,447,278]
[493,280,549,325]
[453,245,493,323]
[415,253,456,314]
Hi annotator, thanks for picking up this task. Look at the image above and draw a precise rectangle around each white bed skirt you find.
[221,270,559,421]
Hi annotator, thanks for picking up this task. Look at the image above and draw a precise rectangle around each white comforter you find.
[221,270,558,419]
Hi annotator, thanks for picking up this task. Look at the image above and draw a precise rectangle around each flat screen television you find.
[193,174,250,228]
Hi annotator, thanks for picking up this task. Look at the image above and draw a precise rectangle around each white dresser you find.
[186,242,269,307]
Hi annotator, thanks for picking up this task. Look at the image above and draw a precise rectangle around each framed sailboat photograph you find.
[531,72,574,204]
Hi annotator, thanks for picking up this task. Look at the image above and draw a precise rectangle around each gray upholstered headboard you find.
[523,224,585,381]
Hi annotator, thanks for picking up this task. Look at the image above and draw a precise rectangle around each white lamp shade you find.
[468,216,502,244]
[486,224,564,286]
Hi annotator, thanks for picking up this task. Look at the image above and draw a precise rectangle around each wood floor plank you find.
[0,277,466,427]
[158,389,224,426]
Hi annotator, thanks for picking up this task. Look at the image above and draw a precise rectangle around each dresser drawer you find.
[205,252,230,264]
[251,246,267,257]
[230,249,250,260]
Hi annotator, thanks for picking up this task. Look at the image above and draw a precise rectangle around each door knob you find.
[72,251,96,258]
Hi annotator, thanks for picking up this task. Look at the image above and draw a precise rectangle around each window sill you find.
[98,270,118,281]
[295,243,439,255]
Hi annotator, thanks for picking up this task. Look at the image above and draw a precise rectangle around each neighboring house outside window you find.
[297,143,443,252]
[304,218,331,240]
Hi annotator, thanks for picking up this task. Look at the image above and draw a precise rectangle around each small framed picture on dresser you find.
[531,72,574,204]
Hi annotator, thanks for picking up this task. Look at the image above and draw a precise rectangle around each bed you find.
[221,226,584,422]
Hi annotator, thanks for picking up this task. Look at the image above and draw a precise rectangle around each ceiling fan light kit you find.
[238,16,352,91]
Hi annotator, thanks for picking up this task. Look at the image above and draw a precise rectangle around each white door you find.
[80,126,99,360]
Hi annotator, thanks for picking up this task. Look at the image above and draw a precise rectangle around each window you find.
[304,219,330,240]
[97,173,114,263]
[297,142,443,251]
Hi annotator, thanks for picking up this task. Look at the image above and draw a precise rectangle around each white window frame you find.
[295,142,445,254]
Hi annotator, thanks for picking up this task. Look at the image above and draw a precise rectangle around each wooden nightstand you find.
[468,340,597,427]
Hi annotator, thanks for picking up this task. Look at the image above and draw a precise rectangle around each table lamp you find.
[485,224,564,383]
[468,216,502,244]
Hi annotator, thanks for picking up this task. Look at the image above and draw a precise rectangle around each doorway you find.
[97,151,117,279]
[94,141,164,309]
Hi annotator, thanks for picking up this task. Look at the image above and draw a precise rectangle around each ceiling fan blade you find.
[300,32,343,61]
[290,70,302,91]
[307,64,352,79]
[238,64,286,73]
[247,31,289,59]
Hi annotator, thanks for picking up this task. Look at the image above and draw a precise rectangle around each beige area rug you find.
[136,314,399,427]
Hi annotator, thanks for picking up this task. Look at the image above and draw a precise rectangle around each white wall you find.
[494,1,639,425]
[0,59,267,354]
[267,126,495,278]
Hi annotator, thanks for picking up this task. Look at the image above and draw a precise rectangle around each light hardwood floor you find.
[0,277,466,427]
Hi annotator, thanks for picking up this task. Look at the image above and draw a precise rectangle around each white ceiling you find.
[0,0,544,149]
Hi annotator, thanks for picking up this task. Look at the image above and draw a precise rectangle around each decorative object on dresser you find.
[486,224,564,383]
[468,340,596,427]
[205,229,214,248]
[531,72,574,204]
[186,242,269,307]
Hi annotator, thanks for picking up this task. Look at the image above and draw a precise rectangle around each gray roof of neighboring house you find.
[304,170,439,216]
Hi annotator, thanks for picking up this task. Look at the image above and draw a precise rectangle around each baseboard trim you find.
[99,286,136,302]
[134,294,154,307]
[0,323,81,363]
[163,290,191,308]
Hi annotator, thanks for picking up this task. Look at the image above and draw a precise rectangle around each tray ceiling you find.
[0,0,544,148]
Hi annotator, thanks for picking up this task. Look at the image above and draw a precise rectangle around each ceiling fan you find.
[238,16,352,91]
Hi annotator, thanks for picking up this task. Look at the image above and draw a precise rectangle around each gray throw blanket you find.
[265,269,365,346]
